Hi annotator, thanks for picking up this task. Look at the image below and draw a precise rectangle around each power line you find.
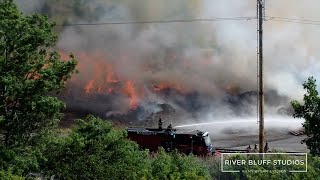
[55,16,256,26]
[266,16,320,23]
[268,19,320,26]
[266,16,320,26]
[54,15,320,27]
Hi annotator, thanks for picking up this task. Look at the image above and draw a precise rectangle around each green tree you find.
[151,148,211,180]
[0,143,44,176]
[291,77,320,156]
[41,116,152,179]
[0,0,77,147]
[0,169,24,180]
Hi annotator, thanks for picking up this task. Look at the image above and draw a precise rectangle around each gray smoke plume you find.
[14,0,320,123]
[15,0,44,14]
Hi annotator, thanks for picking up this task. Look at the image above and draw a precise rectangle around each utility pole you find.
[257,0,265,153]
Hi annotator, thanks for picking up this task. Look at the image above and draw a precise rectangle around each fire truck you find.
[127,119,215,156]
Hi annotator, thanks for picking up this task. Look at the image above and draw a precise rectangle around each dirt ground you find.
[214,133,307,152]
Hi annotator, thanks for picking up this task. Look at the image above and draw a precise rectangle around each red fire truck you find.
[127,119,214,156]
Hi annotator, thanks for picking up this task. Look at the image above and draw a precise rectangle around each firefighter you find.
[264,142,269,152]
[167,123,172,131]
[253,144,258,153]
[245,145,252,153]
[158,118,163,130]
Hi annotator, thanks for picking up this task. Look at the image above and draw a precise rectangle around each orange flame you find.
[108,88,113,94]
[84,80,95,94]
[79,53,120,95]
[123,80,138,110]
[105,63,119,83]
[64,51,192,110]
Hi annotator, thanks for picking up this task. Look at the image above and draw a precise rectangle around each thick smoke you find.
[14,0,320,124]
[15,0,44,14]
[203,0,320,98]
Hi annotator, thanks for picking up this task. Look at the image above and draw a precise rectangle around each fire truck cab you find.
[127,120,214,156]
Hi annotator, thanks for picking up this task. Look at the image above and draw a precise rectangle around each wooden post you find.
[258,0,265,154]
